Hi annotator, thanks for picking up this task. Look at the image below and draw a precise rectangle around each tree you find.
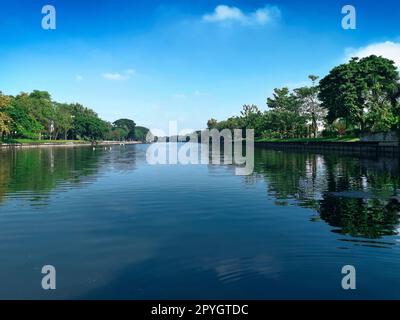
[113,118,136,140]
[54,103,73,140]
[240,104,263,136]
[332,118,347,137]
[294,75,327,138]
[111,127,128,141]
[0,92,12,139]
[216,116,243,131]
[267,87,298,112]
[7,93,43,139]
[0,90,149,142]
[263,86,308,139]
[364,82,397,132]
[28,90,55,139]
[207,118,218,129]
[260,109,307,139]
[134,126,150,142]
[67,103,110,140]
[319,55,400,132]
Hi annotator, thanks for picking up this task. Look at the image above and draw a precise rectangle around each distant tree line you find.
[207,55,400,139]
[0,90,149,142]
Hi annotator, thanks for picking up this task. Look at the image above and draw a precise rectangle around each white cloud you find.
[345,41,400,67]
[254,7,275,25]
[102,72,129,81]
[203,5,244,23]
[202,4,280,26]
[101,69,136,81]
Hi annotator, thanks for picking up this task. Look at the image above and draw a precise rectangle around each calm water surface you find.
[0,144,400,299]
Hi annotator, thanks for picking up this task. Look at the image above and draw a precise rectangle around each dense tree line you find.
[0,90,149,142]
[208,55,400,139]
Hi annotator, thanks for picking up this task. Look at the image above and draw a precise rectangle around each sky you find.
[0,0,399,133]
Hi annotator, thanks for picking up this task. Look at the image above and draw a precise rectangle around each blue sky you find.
[0,0,399,132]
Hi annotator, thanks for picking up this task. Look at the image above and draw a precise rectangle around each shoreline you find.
[0,141,143,149]
[255,140,399,156]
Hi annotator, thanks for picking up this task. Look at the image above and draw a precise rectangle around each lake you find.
[0,144,399,299]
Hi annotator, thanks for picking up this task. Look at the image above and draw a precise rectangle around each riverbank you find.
[255,140,399,156]
[0,140,143,148]
[256,136,360,143]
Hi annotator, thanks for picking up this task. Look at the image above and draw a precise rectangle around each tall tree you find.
[240,104,262,135]
[7,93,43,139]
[28,90,55,139]
[364,82,397,132]
[113,118,136,140]
[134,126,150,142]
[294,75,327,138]
[0,92,12,139]
[207,118,218,130]
[54,103,73,140]
[68,103,110,140]
[267,87,298,112]
[319,55,400,132]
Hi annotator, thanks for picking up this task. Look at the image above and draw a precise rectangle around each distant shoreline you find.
[0,141,143,149]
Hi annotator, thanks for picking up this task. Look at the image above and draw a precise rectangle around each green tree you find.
[134,126,150,142]
[113,118,136,140]
[28,90,55,139]
[0,92,12,139]
[7,93,43,139]
[68,103,110,140]
[264,86,308,138]
[54,103,73,140]
[260,109,307,139]
[364,82,397,132]
[111,127,128,141]
[207,118,218,129]
[240,104,263,136]
[267,87,298,112]
[319,55,400,132]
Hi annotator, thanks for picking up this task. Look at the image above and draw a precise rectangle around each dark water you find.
[0,144,400,299]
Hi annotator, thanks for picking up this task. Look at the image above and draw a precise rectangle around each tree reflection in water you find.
[0,146,137,205]
[252,148,400,239]
[1,145,400,239]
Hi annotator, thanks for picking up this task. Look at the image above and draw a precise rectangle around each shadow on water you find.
[250,148,400,239]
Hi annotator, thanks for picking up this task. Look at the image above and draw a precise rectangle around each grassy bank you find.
[12,139,86,144]
[1,139,86,145]
[0,139,141,147]
[256,136,360,143]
